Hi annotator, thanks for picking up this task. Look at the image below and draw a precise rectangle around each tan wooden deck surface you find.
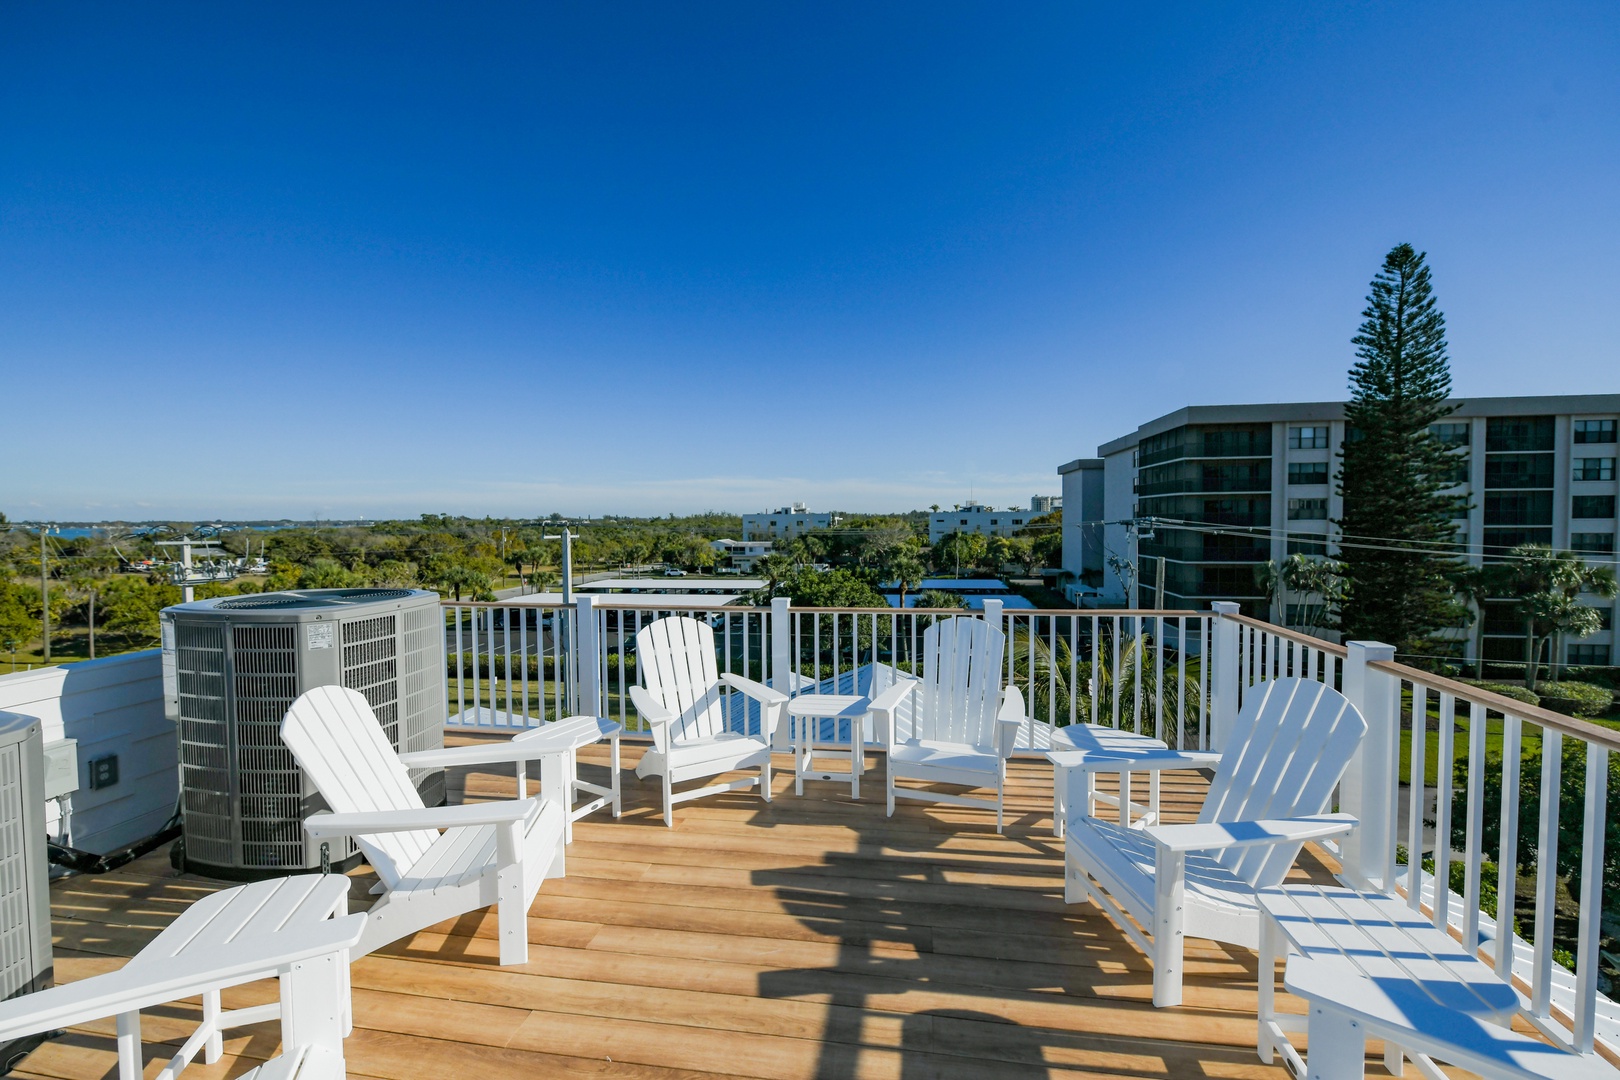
[22,741,1338,1079]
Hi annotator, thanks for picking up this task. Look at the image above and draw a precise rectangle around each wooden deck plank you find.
[26,748,1308,1079]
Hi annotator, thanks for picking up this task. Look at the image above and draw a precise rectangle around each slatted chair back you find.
[915,617,1006,748]
[1198,677,1367,888]
[636,616,727,745]
[282,685,436,889]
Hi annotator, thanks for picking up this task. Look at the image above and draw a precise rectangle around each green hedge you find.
[1536,680,1614,717]
[1458,680,1540,707]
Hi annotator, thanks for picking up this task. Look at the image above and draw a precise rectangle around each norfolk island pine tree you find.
[1334,244,1469,656]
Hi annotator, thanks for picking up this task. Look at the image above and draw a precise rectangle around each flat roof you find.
[578,577,763,592]
[1057,457,1104,474]
[1095,393,1620,457]
[503,592,745,609]
[886,594,1035,610]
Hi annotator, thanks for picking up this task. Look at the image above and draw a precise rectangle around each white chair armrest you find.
[720,672,790,739]
[1146,814,1358,854]
[867,677,917,749]
[304,799,539,840]
[629,685,676,752]
[0,913,366,1042]
[995,685,1026,758]
[719,671,788,707]
[398,739,573,769]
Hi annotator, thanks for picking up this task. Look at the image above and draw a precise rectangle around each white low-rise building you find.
[741,504,834,540]
[710,538,774,571]
[927,503,1037,544]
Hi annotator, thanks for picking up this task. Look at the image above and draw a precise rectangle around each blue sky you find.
[2,3,1616,520]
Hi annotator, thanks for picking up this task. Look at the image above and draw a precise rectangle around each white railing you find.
[435,593,1618,1064]
[441,600,576,730]
[998,607,1215,751]
[1347,657,1620,1059]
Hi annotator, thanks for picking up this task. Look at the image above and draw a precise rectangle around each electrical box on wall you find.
[42,738,78,800]
[86,754,119,790]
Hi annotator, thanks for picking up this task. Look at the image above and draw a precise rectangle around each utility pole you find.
[1154,555,1165,611]
[88,589,96,660]
[39,528,49,663]
[542,526,575,603]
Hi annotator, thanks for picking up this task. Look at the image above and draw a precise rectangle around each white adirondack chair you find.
[281,685,569,965]
[630,616,789,827]
[0,875,363,1080]
[868,616,1025,832]
[1062,676,1367,1007]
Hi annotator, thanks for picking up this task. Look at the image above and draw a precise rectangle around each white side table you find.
[1255,884,1606,1080]
[786,694,871,799]
[1046,723,1170,837]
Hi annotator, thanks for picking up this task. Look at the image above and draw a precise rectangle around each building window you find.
[1431,422,1470,446]
[1573,495,1617,519]
[1012,518,1024,525]
[1483,527,1552,554]
[959,519,968,526]
[1484,491,1553,526]
[1287,538,1328,556]
[1574,458,1616,481]
[1574,419,1617,444]
[1288,425,1329,450]
[1571,533,1616,555]
[1287,462,1330,485]
[1484,453,1553,489]
[1287,498,1328,520]
[1436,457,1470,485]
[1487,416,1555,452]
[1568,644,1612,667]
[1590,607,1615,631]
[990,519,998,525]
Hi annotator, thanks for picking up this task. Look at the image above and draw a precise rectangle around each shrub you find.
[1536,680,1614,717]
[1458,680,1540,707]
[1562,666,1617,690]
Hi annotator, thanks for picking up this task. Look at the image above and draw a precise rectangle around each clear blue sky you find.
[3,3,1616,521]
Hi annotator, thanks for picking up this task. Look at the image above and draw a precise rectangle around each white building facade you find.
[927,503,1038,544]
[741,504,833,541]
[1061,394,1619,667]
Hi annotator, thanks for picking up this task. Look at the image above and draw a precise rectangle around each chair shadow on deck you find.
[747,754,1279,1079]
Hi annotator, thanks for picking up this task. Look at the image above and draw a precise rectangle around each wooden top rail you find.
[1225,613,1350,657]
[1368,659,1620,753]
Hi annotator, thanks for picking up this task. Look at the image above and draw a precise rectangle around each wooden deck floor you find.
[22,742,1339,1080]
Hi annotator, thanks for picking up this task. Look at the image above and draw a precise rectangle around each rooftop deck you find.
[24,742,1339,1080]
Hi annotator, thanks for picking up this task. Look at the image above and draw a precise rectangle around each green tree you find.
[932,532,987,576]
[753,554,795,598]
[1472,543,1617,691]
[884,546,927,610]
[1335,243,1467,652]
[0,578,34,652]
[1254,554,1347,636]
[915,589,968,610]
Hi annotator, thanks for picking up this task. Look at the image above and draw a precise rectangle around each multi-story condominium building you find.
[1029,495,1062,514]
[1058,394,1620,667]
[926,503,1039,544]
[741,504,834,540]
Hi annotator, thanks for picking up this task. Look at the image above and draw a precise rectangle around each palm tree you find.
[1472,544,1618,691]
[886,547,927,610]
[755,554,794,597]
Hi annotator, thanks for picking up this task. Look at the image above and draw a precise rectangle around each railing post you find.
[1209,602,1240,753]
[1339,640,1398,891]
[982,597,1003,630]
[572,594,599,717]
[770,597,792,692]
[770,597,793,750]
